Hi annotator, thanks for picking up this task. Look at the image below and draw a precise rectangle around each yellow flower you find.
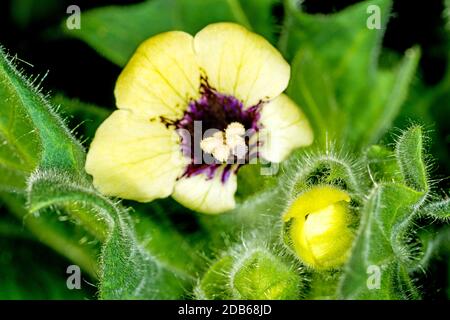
[283,185,354,269]
[85,23,313,214]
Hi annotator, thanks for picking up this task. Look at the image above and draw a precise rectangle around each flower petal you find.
[194,22,290,108]
[290,202,353,269]
[115,31,201,120]
[283,185,350,222]
[259,94,313,163]
[172,169,237,214]
[85,110,187,202]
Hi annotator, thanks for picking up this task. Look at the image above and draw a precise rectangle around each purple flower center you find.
[168,82,262,183]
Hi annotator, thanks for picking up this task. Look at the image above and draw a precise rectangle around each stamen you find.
[200,132,224,154]
[225,122,245,148]
[212,144,231,162]
[225,122,247,158]
[200,131,230,162]
[200,122,249,162]
[225,122,246,137]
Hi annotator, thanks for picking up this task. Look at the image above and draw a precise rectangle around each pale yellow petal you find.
[303,203,353,267]
[172,169,237,214]
[115,31,201,120]
[259,94,313,163]
[290,202,353,269]
[85,110,187,202]
[194,22,290,108]
[283,185,350,221]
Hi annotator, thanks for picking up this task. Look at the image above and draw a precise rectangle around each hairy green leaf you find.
[338,127,432,299]
[338,183,424,299]
[28,169,200,299]
[422,199,450,222]
[395,126,429,192]
[100,210,191,299]
[0,49,101,276]
[0,48,86,176]
[0,57,40,191]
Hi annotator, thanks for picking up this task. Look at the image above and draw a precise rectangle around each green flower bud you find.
[195,246,302,300]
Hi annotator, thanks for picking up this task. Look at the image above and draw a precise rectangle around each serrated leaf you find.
[338,183,424,299]
[66,0,279,67]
